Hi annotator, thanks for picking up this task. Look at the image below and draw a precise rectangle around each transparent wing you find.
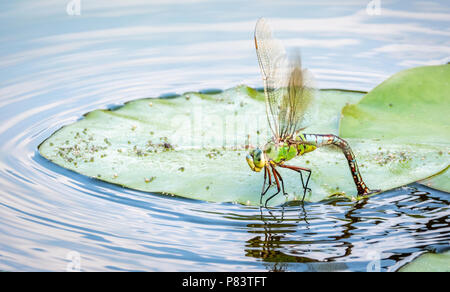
[279,53,315,138]
[254,18,286,139]
[254,18,315,140]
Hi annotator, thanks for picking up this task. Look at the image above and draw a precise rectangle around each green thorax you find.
[263,133,317,164]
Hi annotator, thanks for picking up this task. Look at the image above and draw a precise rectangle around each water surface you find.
[0,0,449,271]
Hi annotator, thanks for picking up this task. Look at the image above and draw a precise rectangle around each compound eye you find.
[254,149,262,160]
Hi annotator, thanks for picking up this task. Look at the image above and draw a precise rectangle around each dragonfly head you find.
[246,148,266,172]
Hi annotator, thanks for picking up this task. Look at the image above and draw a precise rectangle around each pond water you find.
[0,0,449,271]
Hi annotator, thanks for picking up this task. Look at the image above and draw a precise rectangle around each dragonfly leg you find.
[300,170,312,202]
[261,166,267,197]
[272,167,286,196]
[279,164,312,202]
[260,166,272,204]
[264,165,283,208]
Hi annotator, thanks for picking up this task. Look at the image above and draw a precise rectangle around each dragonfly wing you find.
[254,18,315,140]
[280,53,315,138]
[254,18,287,140]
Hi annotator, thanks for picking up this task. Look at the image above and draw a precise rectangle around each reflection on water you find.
[0,0,449,271]
[245,187,449,272]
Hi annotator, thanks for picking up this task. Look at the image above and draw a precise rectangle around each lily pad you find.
[340,65,450,192]
[398,251,450,272]
[39,85,448,206]
[419,167,450,193]
[340,65,450,143]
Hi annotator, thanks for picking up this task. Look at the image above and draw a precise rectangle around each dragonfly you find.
[246,18,377,207]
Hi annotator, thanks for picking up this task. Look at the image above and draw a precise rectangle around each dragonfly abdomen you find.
[300,134,370,195]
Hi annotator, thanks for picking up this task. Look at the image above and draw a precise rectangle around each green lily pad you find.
[398,251,450,272]
[340,65,450,143]
[419,166,449,192]
[39,85,448,206]
[340,65,450,192]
